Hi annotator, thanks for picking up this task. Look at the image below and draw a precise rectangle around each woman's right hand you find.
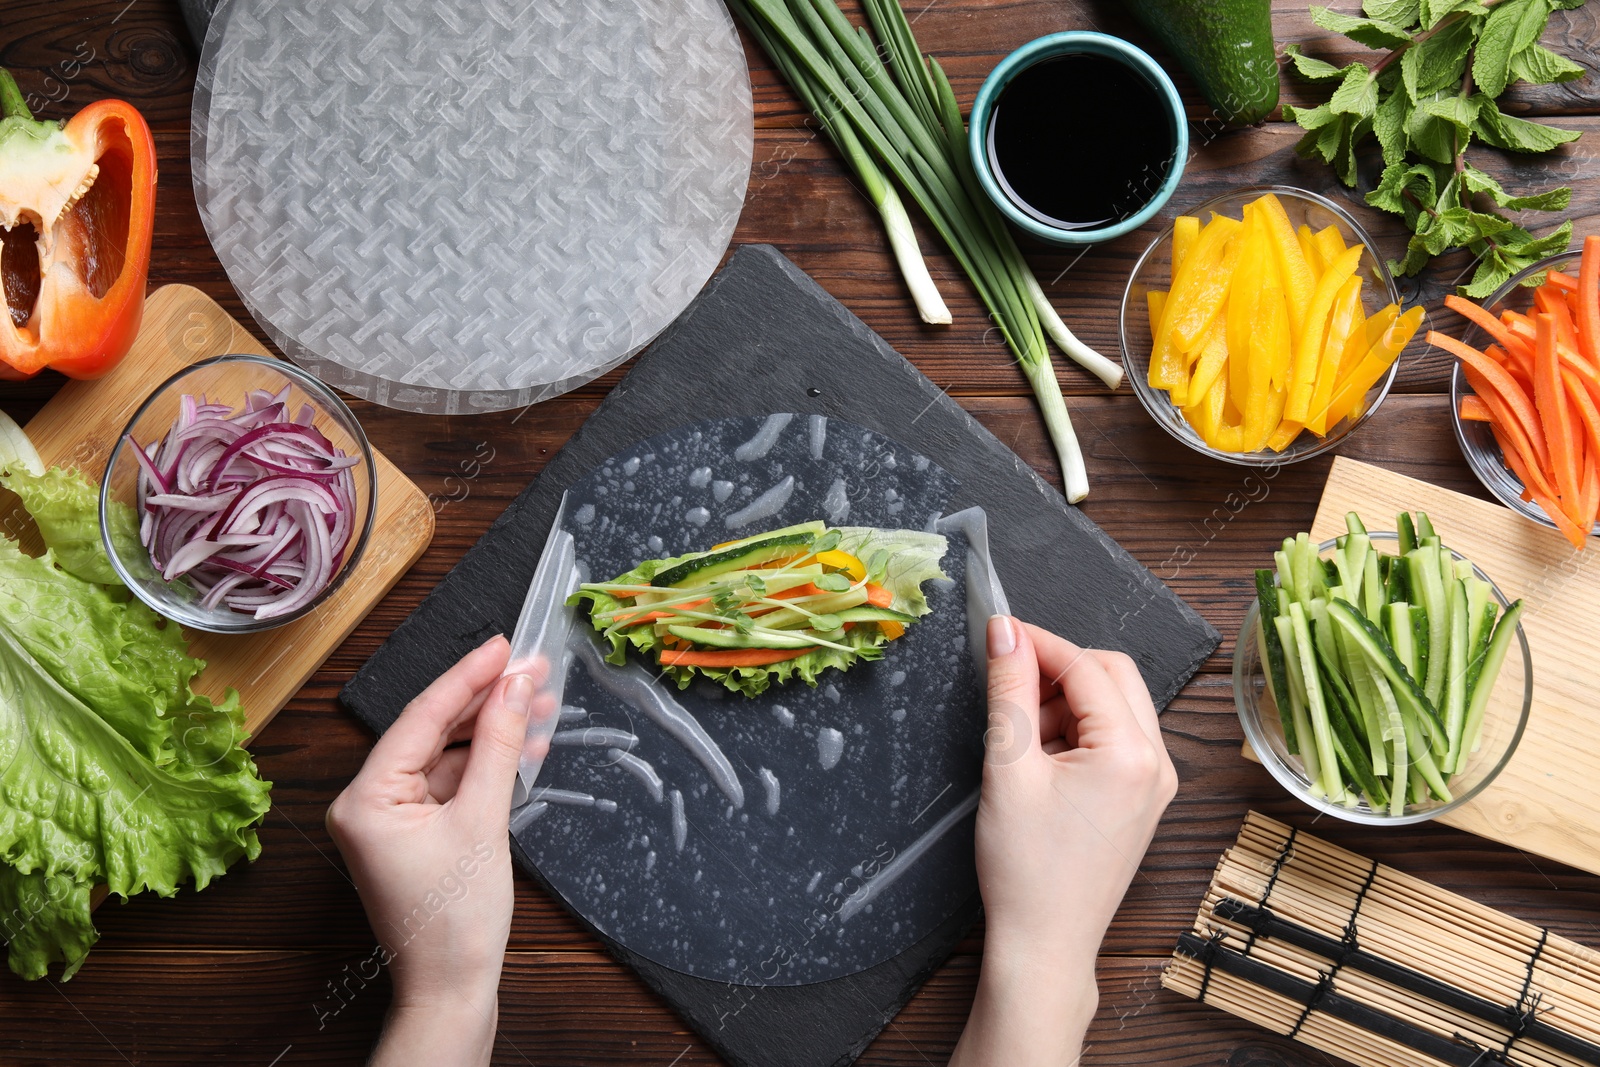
[951,615,1178,1067]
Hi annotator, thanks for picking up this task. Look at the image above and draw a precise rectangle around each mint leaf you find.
[1461,221,1575,297]
[1373,87,1411,165]
[1401,15,1478,99]
[1330,66,1381,116]
[1471,99,1584,152]
[1283,102,1341,131]
[1461,163,1572,211]
[1364,0,1421,24]
[1366,161,1441,221]
[1510,44,1587,85]
[1282,44,1353,82]
[1419,0,1488,28]
[1311,6,1415,48]
[1473,0,1543,97]
[1405,93,1464,162]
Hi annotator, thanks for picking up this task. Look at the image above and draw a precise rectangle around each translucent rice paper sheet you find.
[506,415,1006,986]
[191,0,752,413]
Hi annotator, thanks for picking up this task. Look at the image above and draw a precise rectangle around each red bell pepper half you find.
[0,68,155,379]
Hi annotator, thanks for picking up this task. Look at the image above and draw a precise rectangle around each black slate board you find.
[341,244,1220,1066]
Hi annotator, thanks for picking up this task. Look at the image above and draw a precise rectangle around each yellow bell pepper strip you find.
[1149,215,1240,399]
[1146,290,1167,338]
[1342,302,1395,381]
[1306,276,1365,436]
[1168,217,1243,352]
[1172,215,1199,276]
[814,549,866,580]
[1287,244,1364,423]
[0,69,156,379]
[1244,271,1289,450]
[1297,224,1324,278]
[1254,194,1317,346]
[1313,224,1347,266]
[1184,365,1227,445]
[1267,419,1305,451]
[1321,305,1423,430]
[1225,206,1264,393]
[1189,309,1231,402]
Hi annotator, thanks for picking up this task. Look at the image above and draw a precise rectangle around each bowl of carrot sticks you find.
[1431,239,1600,549]
[1122,186,1422,466]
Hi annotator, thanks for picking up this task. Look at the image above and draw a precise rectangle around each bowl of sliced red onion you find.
[100,353,376,633]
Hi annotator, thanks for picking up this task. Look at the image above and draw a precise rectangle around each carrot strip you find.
[1586,449,1600,532]
[1535,313,1584,522]
[1429,330,1549,467]
[1536,285,1582,355]
[1493,424,1589,549]
[1458,395,1493,422]
[1445,293,1520,352]
[614,598,709,626]
[1580,234,1600,370]
[1564,366,1600,472]
[659,647,811,668]
[1465,366,1558,500]
[864,583,892,609]
[1546,268,1579,293]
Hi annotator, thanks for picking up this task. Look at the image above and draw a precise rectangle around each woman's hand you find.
[951,616,1178,1067]
[326,635,553,1067]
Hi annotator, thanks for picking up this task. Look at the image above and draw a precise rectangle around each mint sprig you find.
[1283,0,1586,296]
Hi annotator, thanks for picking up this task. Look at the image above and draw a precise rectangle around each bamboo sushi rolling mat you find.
[1164,812,1600,1067]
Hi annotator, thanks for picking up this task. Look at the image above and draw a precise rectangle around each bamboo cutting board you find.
[1260,457,1600,875]
[10,284,434,737]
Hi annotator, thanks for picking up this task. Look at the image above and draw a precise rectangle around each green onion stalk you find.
[728,0,1119,502]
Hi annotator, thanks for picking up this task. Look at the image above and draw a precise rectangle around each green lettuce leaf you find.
[835,526,948,616]
[0,624,269,903]
[0,867,96,981]
[0,467,270,980]
[0,468,139,587]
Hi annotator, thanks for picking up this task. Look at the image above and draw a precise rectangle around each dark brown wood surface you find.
[2,2,1599,1064]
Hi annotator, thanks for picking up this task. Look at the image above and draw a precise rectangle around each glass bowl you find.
[1234,533,1532,825]
[100,353,377,634]
[1448,249,1598,536]
[1121,185,1403,467]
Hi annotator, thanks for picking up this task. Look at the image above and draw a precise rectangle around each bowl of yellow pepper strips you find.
[1121,187,1424,465]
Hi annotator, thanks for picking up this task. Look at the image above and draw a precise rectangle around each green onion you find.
[726,0,1118,502]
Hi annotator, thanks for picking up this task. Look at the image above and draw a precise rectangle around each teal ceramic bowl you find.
[968,32,1188,246]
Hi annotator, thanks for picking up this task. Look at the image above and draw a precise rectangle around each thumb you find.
[454,670,540,820]
[984,615,1039,769]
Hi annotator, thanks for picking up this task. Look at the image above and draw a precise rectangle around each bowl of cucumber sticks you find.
[1235,510,1533,824]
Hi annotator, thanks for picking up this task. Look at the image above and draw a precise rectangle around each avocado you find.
[1118,0,1280,126]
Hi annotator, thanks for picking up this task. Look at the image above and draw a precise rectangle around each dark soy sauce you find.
[986,53,1176,230]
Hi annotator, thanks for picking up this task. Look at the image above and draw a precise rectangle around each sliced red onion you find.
[129,391,359,620]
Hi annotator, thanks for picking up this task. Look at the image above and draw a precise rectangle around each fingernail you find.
[987,615,1016,658]
[504,673,535,716]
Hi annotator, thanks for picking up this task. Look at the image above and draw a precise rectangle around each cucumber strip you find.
[1293,533,1314,604]
[1464,577,1492,661]
[1410,604,1429,684]
[1416,511,1437,542]
[1442,579,1470,773]
[1408,548,1448,706]
[1335,624,1389,776]
[1435,545,1454,595]
[1397,512,1418,555]
[1362,548,1385,622]
[1255,570,1298,753]
[1333,536,1361,594]
[1345,511,1368,536]
[1275,614,1325,796]
[666,623,822,650]
[1384,551,1410,604]
[1373,670,1408,815]
[1386,603,1417,678]
[1274,548,1297,606]
[1327,599,1446,747]
[1290,602,1345,803]
[1409,764,1427,806]
[1314,633,1387,806]
[1461,600,1525,757]
[1464,599,1500,703]
[1381,671,1452,802]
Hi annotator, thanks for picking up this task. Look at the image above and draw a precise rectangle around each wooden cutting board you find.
[9,284,434,737]
[1252,456,1600,876]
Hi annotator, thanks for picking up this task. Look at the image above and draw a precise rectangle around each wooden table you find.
[2,2,1598,1063]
